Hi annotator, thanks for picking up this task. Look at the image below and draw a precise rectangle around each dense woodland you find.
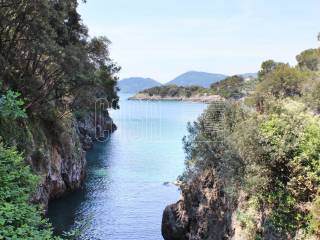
[0,0,119,238]
[182,46,320,239]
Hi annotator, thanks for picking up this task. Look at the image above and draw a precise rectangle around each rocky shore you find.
[29,110,116,208]
[129,93,223,103]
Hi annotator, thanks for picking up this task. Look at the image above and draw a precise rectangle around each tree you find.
[0,90,27,120]
[253,64,305,110]
[210,75,245,99]
[296,48,320,71]
[0,0,119,114]
[258,60,280,81]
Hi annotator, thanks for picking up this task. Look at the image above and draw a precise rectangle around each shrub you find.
[0,143,58,239]
[0,90,27,120]
[296,48,320,71]
[309,195,320,237]
[210,75,245,99]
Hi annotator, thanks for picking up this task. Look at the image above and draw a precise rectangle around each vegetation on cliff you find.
[176,46,320,239]
[0,0,120,147]
[0,0,119,238]
[0,143,59,239]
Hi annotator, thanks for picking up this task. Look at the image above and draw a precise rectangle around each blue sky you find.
[79,0,320,83]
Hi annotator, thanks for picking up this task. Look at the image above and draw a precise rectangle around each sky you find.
[79,0,320,83]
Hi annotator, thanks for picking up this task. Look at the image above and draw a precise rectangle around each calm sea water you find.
[48,94,207,240]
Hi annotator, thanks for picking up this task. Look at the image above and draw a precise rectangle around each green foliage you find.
[309,194,320,236]
[181,101,246,192]
[141,76,257,100]
[234,101,320,235]
[288,117,320,201]
[0,90,27,120]
[210,75,245,99]
[258,60,280,81]
[249,63,307,113]
[142,85,203,98]
[296,48,320,71]
[0,2,120,238]
[0,0,119,114]
[308,82,320,113]
[183,68,320,239]
[0,143,58,239]
[257,64,305,98]
[236,198,260,240]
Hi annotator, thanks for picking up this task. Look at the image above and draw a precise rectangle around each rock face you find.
[28,110,116,208]
[77,110,117,150]
[162,169,235,240]
[162,202,189,240]
[163,169,304,240]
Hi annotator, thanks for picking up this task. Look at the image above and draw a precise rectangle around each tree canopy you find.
[0,1,120,239]
[0,0,119,114]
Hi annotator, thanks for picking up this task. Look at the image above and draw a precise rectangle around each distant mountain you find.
[240,72,258,79]
[119,72,257,93]
[118,77,162,93]
[166,71,227,88]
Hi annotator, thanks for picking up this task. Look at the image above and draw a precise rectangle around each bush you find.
[309,195,320,237]
[210,75,245,99]
[183,97,320,238]
[0,143,58,239]
[0,90,27,120]
[181,101,246,190]
[234,100,320,236]
[296,48,320,71]
[181,45,320,239]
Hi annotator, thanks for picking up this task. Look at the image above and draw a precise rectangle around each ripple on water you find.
[48,94,207,239]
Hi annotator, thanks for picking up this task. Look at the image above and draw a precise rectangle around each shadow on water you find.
[48,94,207,239]
[47,142,109,235]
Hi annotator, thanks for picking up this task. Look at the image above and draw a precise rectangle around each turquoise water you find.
[48,94,207,240]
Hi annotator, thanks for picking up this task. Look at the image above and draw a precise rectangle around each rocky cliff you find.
[22,110,116,208]
[162,170,293,240]
[162,169,236,240]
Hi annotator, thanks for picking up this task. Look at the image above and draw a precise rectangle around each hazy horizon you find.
[79,0,320,83]
[118,70,259,83]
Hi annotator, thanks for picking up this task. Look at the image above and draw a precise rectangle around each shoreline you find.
[128,93,223,103]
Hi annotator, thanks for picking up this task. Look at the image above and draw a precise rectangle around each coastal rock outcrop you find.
[27,110,116,207]
[162,169,235,240]
[77,110,116,150]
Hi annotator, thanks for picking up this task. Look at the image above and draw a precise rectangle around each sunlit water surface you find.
[48,94,207,240]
